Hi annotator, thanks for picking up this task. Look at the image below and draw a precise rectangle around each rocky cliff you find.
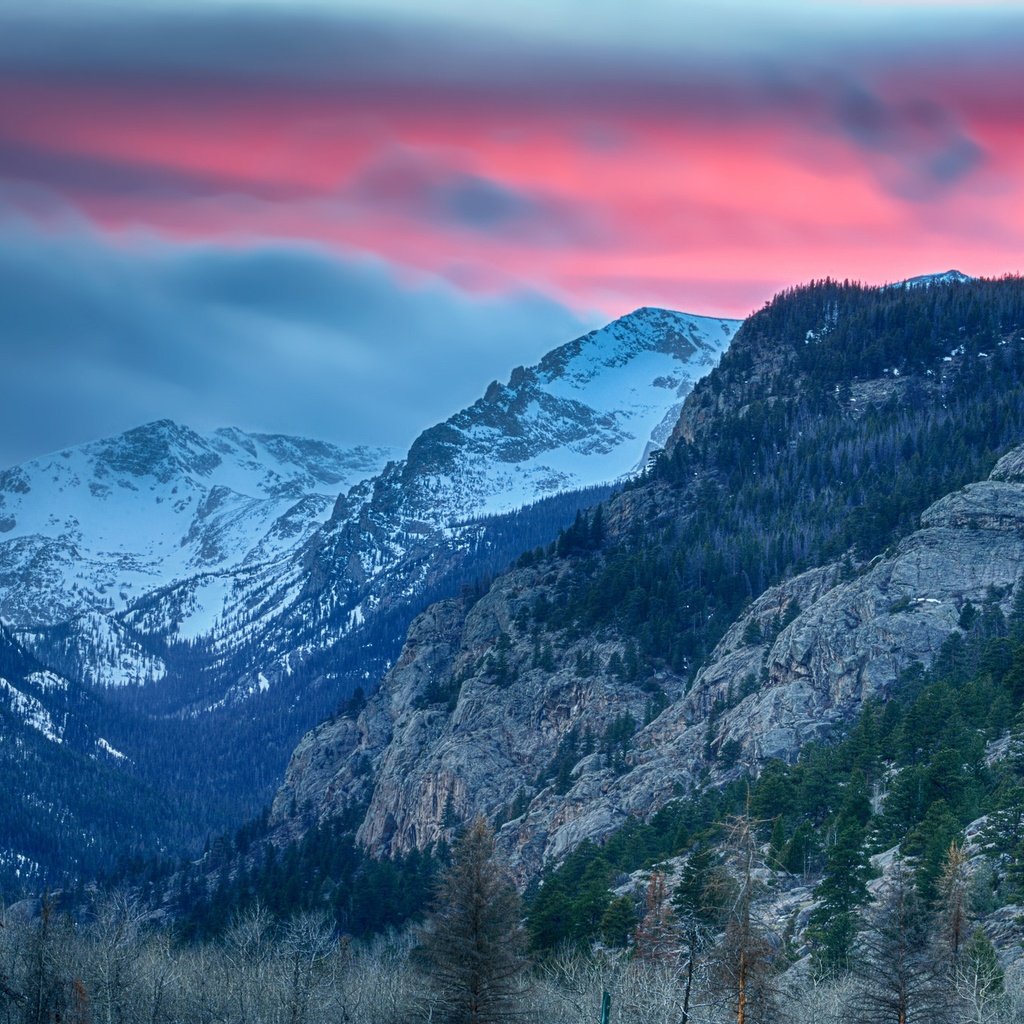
[271,444,1024,882]
[270,275,1024,884]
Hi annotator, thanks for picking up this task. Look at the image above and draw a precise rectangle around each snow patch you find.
[0,679,62,743]
[96,737,128,760]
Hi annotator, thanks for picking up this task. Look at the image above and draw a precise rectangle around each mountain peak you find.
[400,305,742,518]
[896,269,973,289]
[96,420,218,482]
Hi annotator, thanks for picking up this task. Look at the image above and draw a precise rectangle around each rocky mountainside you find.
[269,275,1024,884]
[0,306,738,881]
[269,448,1024,879]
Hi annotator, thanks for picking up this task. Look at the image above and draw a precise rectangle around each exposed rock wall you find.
[272,446,1024,883]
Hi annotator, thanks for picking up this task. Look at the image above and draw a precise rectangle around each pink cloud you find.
[2,37,1023,319]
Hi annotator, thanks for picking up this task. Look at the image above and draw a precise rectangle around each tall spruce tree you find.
[807,770,874,975]
[419,816,528,1024]
[851,858,949,1024]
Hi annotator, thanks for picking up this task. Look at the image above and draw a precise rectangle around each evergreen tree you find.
[598,895,637,948]
[807,817,872,974]
[419,817,528,1024]
[671,846,724,1024]
[850,858,949,1024]
[807,771,874,974]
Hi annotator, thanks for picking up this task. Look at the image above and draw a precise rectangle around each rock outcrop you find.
[272,446,1024,883]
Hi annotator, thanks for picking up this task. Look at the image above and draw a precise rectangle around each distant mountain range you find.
[0,304,739,885]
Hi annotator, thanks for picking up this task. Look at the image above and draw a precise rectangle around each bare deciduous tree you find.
[710,814,779,1024]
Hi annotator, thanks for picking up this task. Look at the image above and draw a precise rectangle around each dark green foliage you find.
[531,277,1024,686]
[527,612,1024,959]
[526,785,749,949]
[418,817,527,1024]
[850,859,949,1024]
[556,506,605,557]
[780,822,817,877]
[493,788,531,830]
[599,894,638,947]
[673,842,728,928]
[485,632,515,687]
[807,772,875,973]
[168,816,441,942]
[741,618,763,646]
[961,926,1005,1005]
[538,727,587,795]
[601,713,637,774]
[414,672,465,710]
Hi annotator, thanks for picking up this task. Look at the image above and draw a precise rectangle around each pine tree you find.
[807,771,874,974]
[598,895,637,948]
[671,846,723,1024]
[850,858,949,1024]
[419,817,528,1024]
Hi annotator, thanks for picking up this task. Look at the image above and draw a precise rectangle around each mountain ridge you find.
[266,274,1024,885]
[0,303,741,884]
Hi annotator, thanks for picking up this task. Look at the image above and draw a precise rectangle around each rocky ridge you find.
[270,444,1024,881]
[0,305,739,870]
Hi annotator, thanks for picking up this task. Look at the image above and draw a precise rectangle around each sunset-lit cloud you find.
[2,1,1023,460]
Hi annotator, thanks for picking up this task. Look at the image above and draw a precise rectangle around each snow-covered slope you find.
[87,306,737,688]
[4,306,736,667]
[0,304,741,863]
[202,306,739,697]
[0,422,396,629]
[895,269,973,288]
[0,621,169,890]
[396,306,737,520]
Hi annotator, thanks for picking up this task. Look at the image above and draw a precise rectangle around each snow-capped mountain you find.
[0,305,740,869]
[6,306,736,680]
[393,306,737,521]
[0,422,397,630]
[136,306,739,700]
[896,269,973,288]
[219,306,738,679]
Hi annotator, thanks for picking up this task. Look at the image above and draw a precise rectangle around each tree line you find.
[1,811,1020,1024]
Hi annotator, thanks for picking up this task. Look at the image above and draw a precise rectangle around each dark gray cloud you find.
[345,149,602,244]
[0,138,295,199]
[2,3,1021,99]
[0,214,594,468]
[830,84,985,199]
[0,2,1010,215]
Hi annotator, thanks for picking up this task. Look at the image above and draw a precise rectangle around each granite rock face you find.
[272,448,1024,883]
[271,559,687,879]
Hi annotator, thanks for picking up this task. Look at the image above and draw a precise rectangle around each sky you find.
[2,0,1024,466]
